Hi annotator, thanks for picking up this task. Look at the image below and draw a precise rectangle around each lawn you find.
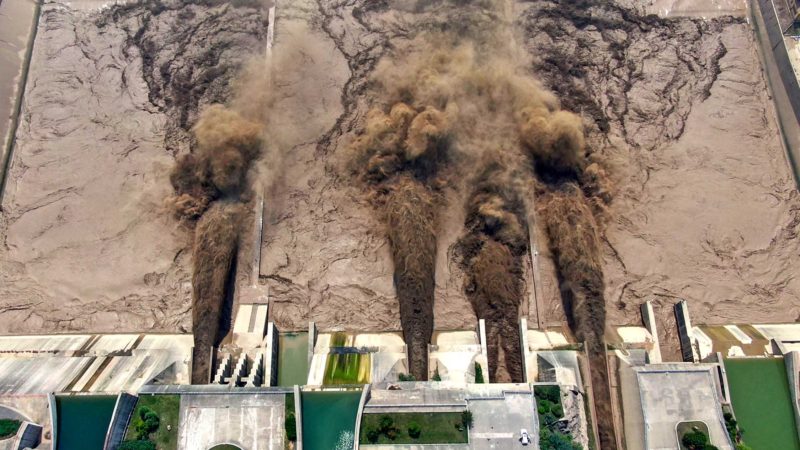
[123,394,180,450]
[359,412,468,445]
[0,419,20,439]
[323,353,370,385]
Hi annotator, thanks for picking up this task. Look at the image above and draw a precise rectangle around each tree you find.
[0,419,20,439]
[682,430,709,450]
[408,422,422,439]
[474,362,484,384]
[366,428,379,443]
[461,410,474,429]
[285,412,297,441]
[143,411,160,432]
[379,415,395,433]
[119,441,156,450]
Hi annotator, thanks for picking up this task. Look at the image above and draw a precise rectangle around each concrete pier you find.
[675,300,697,362]
[640,301,663,364]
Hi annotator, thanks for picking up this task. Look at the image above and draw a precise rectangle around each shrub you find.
[379,415,395,433]
[143,411,160,432]
[535,385,561,404]
[551,404,564,418]
[682,430,709,449]
[408,422,421,439]
[461,410,473,429]
[474,362,484,384]
[285,412,297,441]
[119,441,156,450]
[543,412,559,427]
[366,428,379,443]
[432,367,442,382]
[398,373,416,382]
[0,419,20,439]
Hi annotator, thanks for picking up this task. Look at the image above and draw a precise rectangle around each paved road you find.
[468,393,538,450]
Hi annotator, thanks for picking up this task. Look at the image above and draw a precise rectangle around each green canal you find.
[301,390,361,450]
[279,332,310,386]
[56,395,117,450]
[726,358,800,450]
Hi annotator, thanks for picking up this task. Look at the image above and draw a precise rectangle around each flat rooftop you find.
[636,364,733,450]
[178,392,285,450]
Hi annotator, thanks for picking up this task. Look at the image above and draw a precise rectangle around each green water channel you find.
[301,391,361,450]
[56,395,117,450]
[279,332,310,386]
[726,358,800,450]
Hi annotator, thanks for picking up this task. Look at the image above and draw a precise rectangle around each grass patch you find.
[0,419,20,439]
[323,353,370,385]
[359,412,468,444]
[123,394,180,450]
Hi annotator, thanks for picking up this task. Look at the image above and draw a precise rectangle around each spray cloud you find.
[351,1,615,444]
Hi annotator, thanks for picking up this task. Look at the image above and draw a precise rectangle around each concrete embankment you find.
[103,393,138,450]
[0,0,39,202]
[750,0,800,186]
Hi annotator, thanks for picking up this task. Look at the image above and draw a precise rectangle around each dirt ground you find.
[0,0,797,339]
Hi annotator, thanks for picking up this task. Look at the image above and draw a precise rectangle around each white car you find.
[520,428,531,446]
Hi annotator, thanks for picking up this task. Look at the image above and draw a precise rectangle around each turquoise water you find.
[726,358,800,450]
[279,332,310,386]
[56,395,116,450]
[301,391,361,450]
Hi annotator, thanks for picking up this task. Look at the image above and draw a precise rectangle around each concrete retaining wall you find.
[47,393,57,450]
[308,322,317,370]
[294,385,303,450]
[715,353,731,403]
[478,319,488,366]
[751,0,800,186]
[104,392,138,450]
[352,384,371,450]
[519,318,531,383]
[784,351,800,439]
[264,322,279,387]
[674,300,697,362]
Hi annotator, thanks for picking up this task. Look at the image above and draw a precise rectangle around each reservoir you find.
[55,395,116,450]
[301,390,361,450]
[725,358,800,450]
